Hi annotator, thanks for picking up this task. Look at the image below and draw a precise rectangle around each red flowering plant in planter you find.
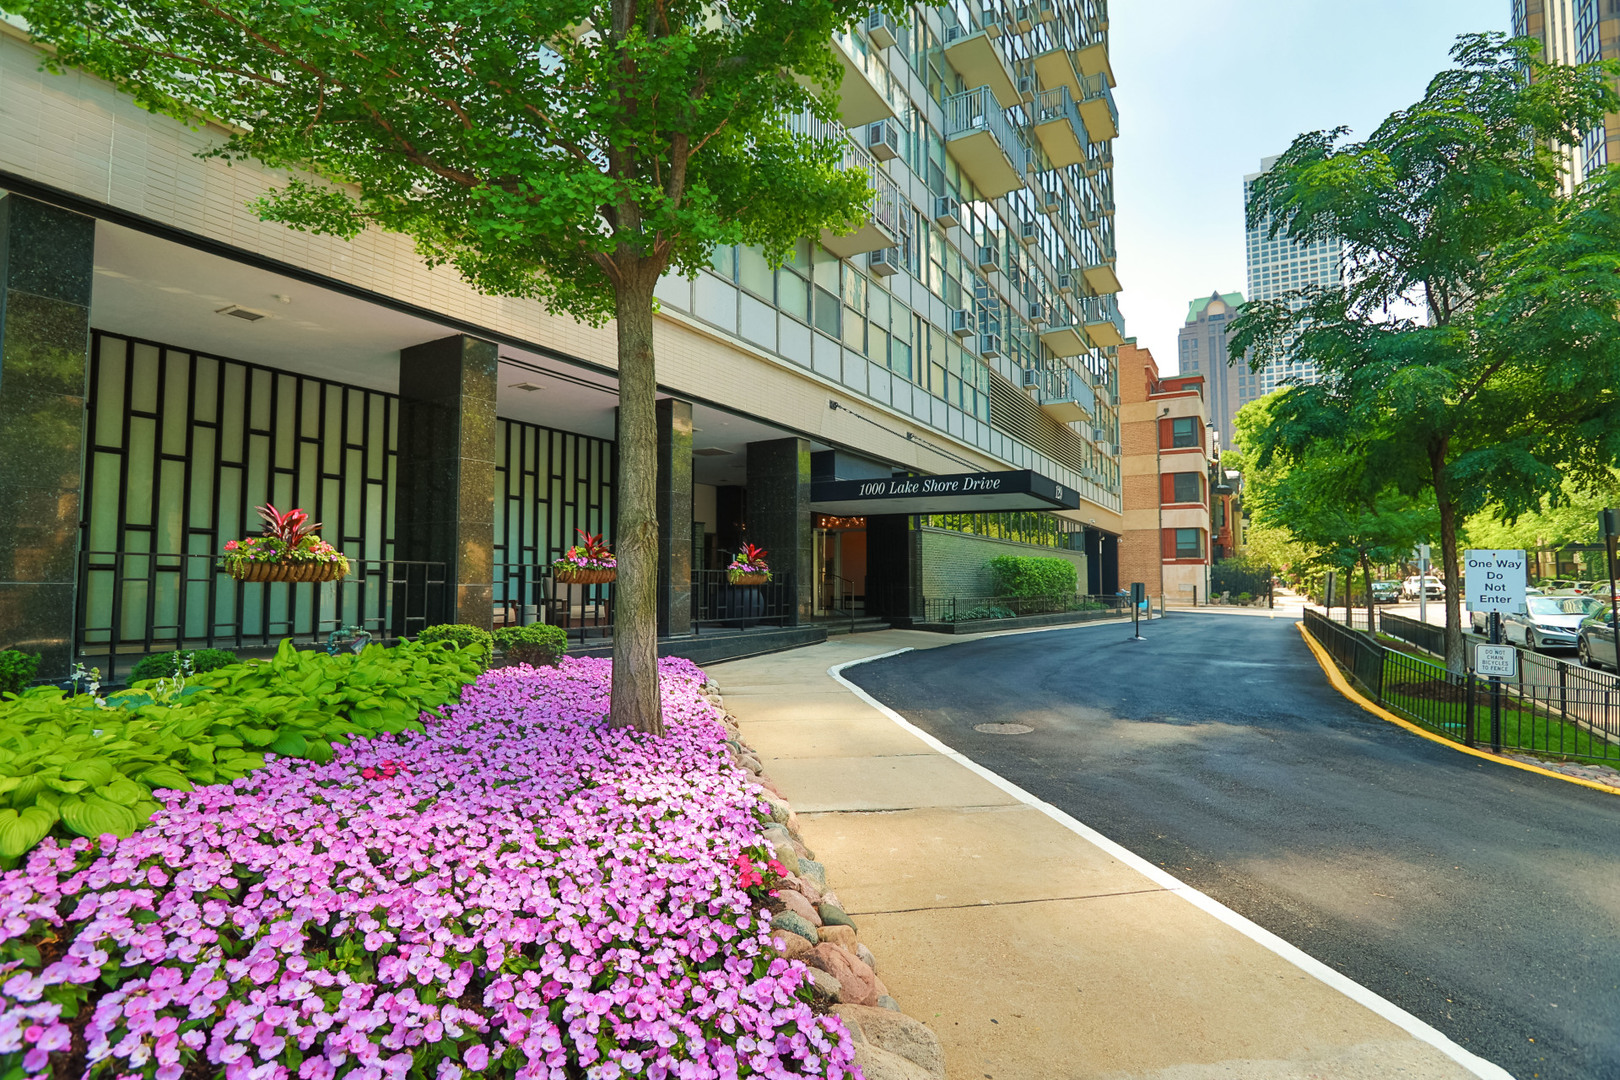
[728,542,771,585]
[553,528,617,585]
[222,503,351,583]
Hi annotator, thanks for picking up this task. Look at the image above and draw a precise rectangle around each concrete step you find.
[822,617,891,637]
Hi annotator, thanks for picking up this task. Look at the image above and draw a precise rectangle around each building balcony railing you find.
[1072,40,1115,89]
[1033,45,1083,102]
[1040,369,1098,424]
[1039,320,1088,358]
[1083,260,1122,296]
[1077,72,1119,141]
[1082,294,1126,347]
[943,25,1022,109]
[1030,86,1089,169]
[787,112,904,257]
[796,28,901,126]
[944,85,1028,199]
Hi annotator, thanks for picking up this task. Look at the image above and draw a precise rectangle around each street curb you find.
[1295,622,1620,796]
[829,646,1516,1080]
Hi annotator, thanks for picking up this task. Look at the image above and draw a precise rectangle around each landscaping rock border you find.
[699,679,948,1080]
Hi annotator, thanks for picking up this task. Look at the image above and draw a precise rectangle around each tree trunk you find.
[609,278,663,735]
[1431,445,1465,674]
[1362,554,1375,635]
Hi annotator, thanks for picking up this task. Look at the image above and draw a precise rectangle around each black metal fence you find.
[1303,609,1620,762]
[492,562,613,642]
[922,593,1131,624]
[692,570,797,628]
[77,550,446,679]
[1378,610,1447,654]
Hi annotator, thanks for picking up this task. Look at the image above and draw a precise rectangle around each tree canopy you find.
[1229,32,1620,669]
[2,0,907,730]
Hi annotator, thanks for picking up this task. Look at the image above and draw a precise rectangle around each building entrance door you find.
[813,514,867,616]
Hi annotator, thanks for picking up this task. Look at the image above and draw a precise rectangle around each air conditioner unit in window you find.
[976,245,998,272]
[978,333,1002,359]
[980,11,1002,37]
[1090,424,1108,442]
[1014,5,1035,32]
[1040,189,1062,214]
[1016,75,1035,101]
[1036,0,1056,22]
[1018,219,1038,245]
[944,24,964,43]
[1020,367,1041,389]
[949,309,976,338]
[1028,301,1046,324]
[866,9,899,49]
[867,120,900,162]
[869,246,900,277]
[1057,273,1074,295]
[933,195,960,228]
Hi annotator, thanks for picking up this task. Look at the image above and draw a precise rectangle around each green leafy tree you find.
[1229,33,1620,670]
[3,0,903,732]
[1465,474,1620,552]
[1235,398,1436,626]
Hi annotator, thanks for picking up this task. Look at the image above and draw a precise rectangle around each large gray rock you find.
[850,1043,936,1080]
[797,857,827,887]
[759,791,792,824]
[806,967,843,1002]
[804,943,878,1007]
[818,901,855,929]
[834,1005,946,1079]
[856,942,878,972]
[768,842,802,877]
[776,888,819,926]
[769,910,817,942]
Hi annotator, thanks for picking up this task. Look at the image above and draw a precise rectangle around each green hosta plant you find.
[0,650,40,697]
[0,638,481,862]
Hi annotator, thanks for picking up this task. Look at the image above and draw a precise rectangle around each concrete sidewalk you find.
[709,626,1497,1080]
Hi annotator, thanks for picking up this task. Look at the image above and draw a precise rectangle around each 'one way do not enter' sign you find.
[1464,549,1527,613]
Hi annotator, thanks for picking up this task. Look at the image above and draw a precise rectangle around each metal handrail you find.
[1081,294,1125,336]
[1078,72,1119,131]
[943,85,1030,173]
[1031,85,1088,143]
[782,110,903,241]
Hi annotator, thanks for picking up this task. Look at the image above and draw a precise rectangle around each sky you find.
[1109,0,1510,372]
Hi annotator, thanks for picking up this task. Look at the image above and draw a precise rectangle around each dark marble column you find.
[656,398,693,636]
[1100,533,1120,595]
[394,335,498,630]
[865,514,921,623]
[746,437,812,623]
[0,196,94,679]
[1085,528,1104,594]
[715,486,746,559]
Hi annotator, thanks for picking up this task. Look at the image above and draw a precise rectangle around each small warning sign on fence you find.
[1474,644,1517,679]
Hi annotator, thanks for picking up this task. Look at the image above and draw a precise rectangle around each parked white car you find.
[1402,575,1445,600]
[1503,595,1607,652]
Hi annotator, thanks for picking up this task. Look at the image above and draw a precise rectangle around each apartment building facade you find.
[0,2,1127,677]
[1118,343,1212,603]
[1177,290,1244,447]
[1513,0,1620,187]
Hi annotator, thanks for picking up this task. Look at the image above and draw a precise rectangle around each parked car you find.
[1504,595,1607,652]
[1402,575,1445,600]
[1551,580,1598,595]
[1578,610,1620,669]
[1540,578,1574,593]
[1371,581,1402,604]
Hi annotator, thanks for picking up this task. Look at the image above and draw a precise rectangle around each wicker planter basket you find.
[230,560,346,584]
[729,573,770,586]
[554,567,617,585]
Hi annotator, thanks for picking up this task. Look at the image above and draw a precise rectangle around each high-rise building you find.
[1241,156,1344,418]
[1177,290,1244,446]
[1512,0,1620,188]
[0,3,1129,676]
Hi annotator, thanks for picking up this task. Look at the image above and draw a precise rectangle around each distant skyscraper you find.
[1241,156,1344,414]
[1512,0,1620,188]
[1177,291,1244,447]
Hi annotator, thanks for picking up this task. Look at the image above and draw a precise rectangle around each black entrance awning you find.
[810,469,1082,515]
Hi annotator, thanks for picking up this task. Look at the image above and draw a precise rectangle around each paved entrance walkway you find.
[709,625,1503,1080]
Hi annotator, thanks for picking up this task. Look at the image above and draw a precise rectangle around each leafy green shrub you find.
[1237,591,1253,603]
[127,648,240,684]
[0,637,481,862]
[495,623,568,667]
[416,623,494,667]
[945,605,1016,623]
[0,650,40,696]
[985,555,1079,598]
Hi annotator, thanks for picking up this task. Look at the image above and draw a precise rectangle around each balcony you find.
[1030,86,1088,169]
[1077,72,1119,141]
[784,113,903,257]
[1083,262,1122,295]
[944,86,1027,199]
[1033,45,1083,102]
[1039,321,1087,358]
[1042,371,1098,424]
[1073,41,1115,88]
[797,29,901,126]
[943,27,1022,109]
[1082,295,1125,347]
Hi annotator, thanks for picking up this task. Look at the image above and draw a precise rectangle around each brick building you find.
[1119,343,1213,603]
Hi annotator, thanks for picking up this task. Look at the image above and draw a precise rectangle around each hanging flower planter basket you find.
[554,567,617,585]
[727,543,771,586]
[221,504,351,584]
[729,573,770,586]
[231,560,348,584]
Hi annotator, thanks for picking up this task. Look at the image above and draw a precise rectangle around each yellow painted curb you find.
[1295,622,1620,796]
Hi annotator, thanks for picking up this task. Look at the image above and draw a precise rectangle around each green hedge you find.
[0,650,40,697]
[127,648,240,684]
[417,624,494,668]
[0,638,481,862]
[985,555,1079,598]
[495,624,568,667]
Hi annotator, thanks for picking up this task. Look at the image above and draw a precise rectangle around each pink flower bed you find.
[0,657,855,1080]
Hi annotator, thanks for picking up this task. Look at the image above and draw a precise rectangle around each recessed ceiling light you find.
[216,305,267,322]
[509,382,543,392]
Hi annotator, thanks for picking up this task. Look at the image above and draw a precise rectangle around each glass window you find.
[1175,529,1203,559]
[777,270,809,322]
[1171,473,1201,504]
[1170,417,1198,448]
[813,287,841,338]
[738,246,772,299]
